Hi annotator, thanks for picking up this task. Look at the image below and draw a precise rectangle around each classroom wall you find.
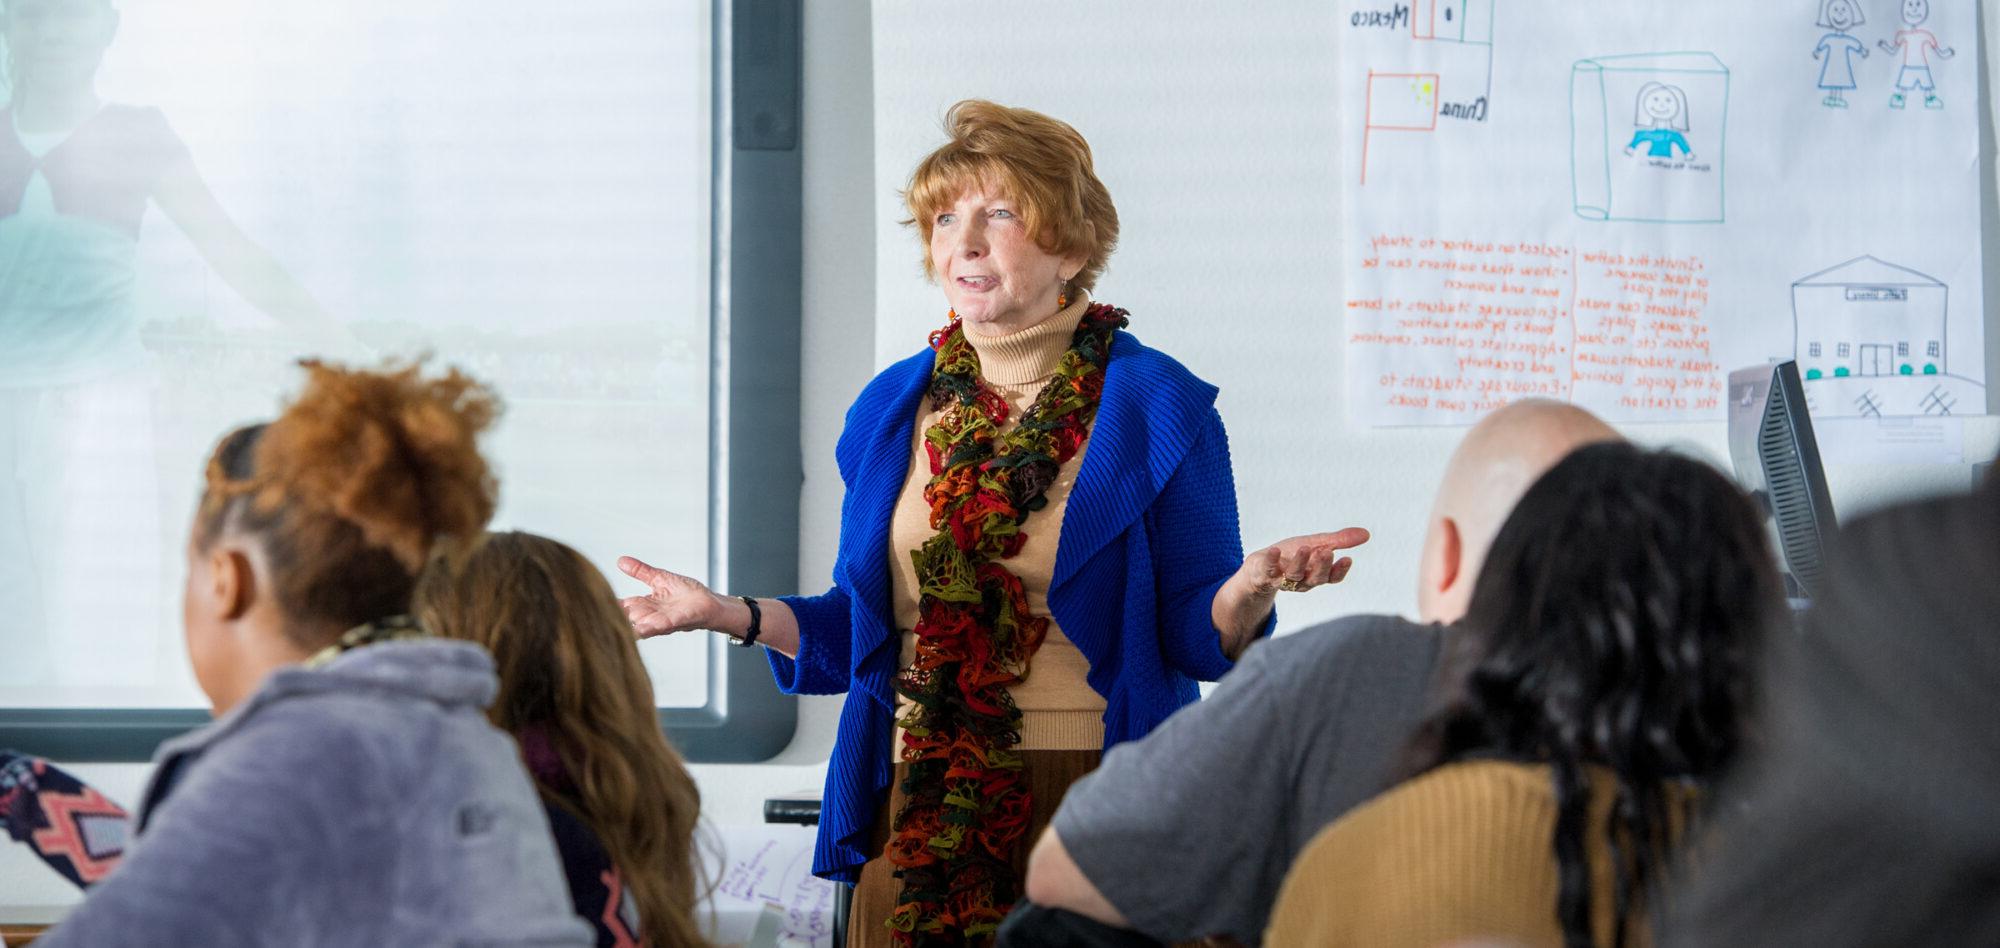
[6,0,1999,910]
[869,0,2000,634]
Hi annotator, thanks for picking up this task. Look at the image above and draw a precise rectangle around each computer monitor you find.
[1727,361,1839,600]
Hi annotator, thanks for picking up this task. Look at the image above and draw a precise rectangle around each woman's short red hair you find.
[903,100,1119,292]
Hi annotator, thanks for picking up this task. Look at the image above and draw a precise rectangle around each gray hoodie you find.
[38,640,593,948]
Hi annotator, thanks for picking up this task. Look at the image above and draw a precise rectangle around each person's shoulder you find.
[234,688,436,768]
[1318,760,1553,864]
[1269,761,1564,946]
[1252,614,1448,680]
[1283,761,1555,907]
[874,345,937,386]
[173,693,413,813]
[97,104,168,125]
[1835,488,1992,580]
[1400,760,1553,805]
[236,647,504,774]
[1104,328,1217,403]
[845,348,933,418]
[94,104,184,145]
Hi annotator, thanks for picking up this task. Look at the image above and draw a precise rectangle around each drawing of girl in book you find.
[1623,82,1695,161]
[1812,0,1869,108]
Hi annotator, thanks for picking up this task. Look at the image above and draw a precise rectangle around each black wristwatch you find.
[736,596,763,648]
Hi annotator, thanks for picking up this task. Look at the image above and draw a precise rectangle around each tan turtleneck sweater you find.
[887,296,1107,752]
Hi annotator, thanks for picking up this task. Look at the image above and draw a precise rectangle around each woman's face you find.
[1826,0,1858,29]
[1642,89,1680,123]
[2,0,116,92]
[928,185,1082,337]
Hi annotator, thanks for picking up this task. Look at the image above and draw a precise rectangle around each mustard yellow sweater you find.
[1267,760,1684,948]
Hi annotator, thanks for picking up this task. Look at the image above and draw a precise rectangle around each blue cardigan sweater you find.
[771,330,1272,882]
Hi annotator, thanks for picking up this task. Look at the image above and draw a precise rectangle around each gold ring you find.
[1277,578,1308,592]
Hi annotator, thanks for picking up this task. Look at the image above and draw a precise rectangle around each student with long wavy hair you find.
[1266,443,1785,948]
[416,530,708,948]
[35,360,591,947]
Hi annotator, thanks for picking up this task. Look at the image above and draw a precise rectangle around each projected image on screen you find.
[0,0,711,710]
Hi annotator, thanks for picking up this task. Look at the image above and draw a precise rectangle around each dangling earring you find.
[948,308,958,321]
[1057,279,1069,309]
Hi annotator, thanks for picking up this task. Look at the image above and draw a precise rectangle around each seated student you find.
[1663,479,2000,946]
[1264,443,1785,947]
[415,530,708,948]
[1007,399,1618,946]
[36,360,591,947]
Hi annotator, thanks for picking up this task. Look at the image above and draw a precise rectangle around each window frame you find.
[0,0,801,764]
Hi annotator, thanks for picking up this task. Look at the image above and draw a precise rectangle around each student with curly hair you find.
[35,360,591,947]
[417,531,709,948]
[1267,443,1785,948]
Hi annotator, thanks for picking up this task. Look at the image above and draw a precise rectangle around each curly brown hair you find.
[193,359,500,649]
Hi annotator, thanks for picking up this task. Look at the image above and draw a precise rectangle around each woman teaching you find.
[618,100,1365,946]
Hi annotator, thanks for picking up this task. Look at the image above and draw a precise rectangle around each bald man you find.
[1001,400,1618,947]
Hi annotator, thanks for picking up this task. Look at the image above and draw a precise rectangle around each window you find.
[1928,341,1942,357]
[1837,343,1851,357]
[1808,342,1822,357]
[0,0,798,762]
[1898,342,1910,356]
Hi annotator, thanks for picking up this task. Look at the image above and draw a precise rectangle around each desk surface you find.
[1,924,48,948]
[0,907,69,927]
[1,905,67,946]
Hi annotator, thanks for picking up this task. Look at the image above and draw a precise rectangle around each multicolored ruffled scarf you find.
[885,302,1127,945]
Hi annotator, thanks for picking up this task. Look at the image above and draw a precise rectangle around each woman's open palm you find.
[616,556,719,639]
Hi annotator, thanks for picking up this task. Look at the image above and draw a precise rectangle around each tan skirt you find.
[847,749,1101,948]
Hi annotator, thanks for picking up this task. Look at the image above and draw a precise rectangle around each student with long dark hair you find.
[1266,443,1785,948]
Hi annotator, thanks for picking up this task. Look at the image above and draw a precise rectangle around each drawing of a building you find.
[1792,255,1946,380]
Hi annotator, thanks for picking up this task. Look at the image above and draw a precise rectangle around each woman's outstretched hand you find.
[1212,528,1372,658]
[1238,528,1371,597]
[616,556,723,639]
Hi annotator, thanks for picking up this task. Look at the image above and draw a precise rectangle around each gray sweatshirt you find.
[38,640,593,947]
